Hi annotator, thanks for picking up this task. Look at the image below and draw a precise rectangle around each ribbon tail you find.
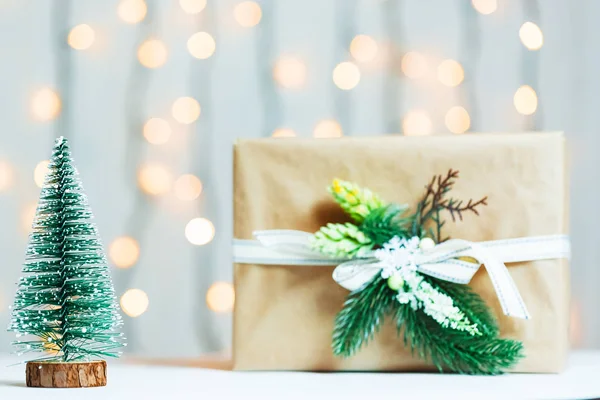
[332,259,381,292]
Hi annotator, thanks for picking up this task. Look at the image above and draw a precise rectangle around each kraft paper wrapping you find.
[232,132,569,372]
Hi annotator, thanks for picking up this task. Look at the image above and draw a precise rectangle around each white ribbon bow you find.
[233,230,571,320]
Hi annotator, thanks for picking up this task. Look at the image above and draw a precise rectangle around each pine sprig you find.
[360,204,413,246]
[310,223,373,258]
[397,304,523,374]
[332,278,396,357]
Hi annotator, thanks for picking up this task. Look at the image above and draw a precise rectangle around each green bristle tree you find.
[8,136,125,362]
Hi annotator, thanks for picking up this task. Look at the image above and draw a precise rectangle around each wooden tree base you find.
[26,361,107,388]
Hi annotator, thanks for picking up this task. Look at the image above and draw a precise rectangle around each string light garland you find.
[445,106,471,134]
[185,218,215,245]
[272,128,296,138]
[402,110,432,136]
[234,1,262,28]
[437,59,464,87]
[471,0,497,15]
[514,85,538,115]
[118,0,147,24]
[31,88,61,121]
[137,163,172,195]
[172,96,201,124]
[179,0,207,14]
[332,61,361,90]
[174,174,203,201]
[350,35,378,63]
[401,52,427,79]
[206,282,235,313]
[33,160,50,188]
[109,237,141,269]
[137,39,168,68]
[313,119,343,138]
[120,288,149,318]
[187,31,216,59]
[21,202,38,233]
[519,21,543,51]
[143,117,171,145]
[67,24,95,50]
[273,56,306,89]
[0,161,13,192]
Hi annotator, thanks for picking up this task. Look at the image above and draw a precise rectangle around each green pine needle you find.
[360,204,413,246]
[332,278,396,357]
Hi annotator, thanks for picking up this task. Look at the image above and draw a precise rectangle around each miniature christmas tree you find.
[8,137,124,376]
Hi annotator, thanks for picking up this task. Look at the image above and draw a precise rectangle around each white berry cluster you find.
[373,236,480,336]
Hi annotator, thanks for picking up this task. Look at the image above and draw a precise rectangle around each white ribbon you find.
[233,231,571,320]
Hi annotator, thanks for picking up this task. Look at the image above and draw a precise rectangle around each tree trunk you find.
[26,361,107,388]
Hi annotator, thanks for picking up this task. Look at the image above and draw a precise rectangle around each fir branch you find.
[310,223,373,258]
[441,197,488,222]
[360,204,413,246]
[332,278,396,357]
[397,304,523,375]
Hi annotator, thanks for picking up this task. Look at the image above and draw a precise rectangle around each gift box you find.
[232,132,569,373]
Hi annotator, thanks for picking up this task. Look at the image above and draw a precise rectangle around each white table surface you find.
[1,351,600,400]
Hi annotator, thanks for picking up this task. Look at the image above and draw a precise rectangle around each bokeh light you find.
[117,0,147,24]
[172,97,201,124]
[402,110,432,136]
[137,39,168,68]
[174,174,203,201]
[22,202,38,233]
[206,282,235,313]
[445,106,471,134]
[185,217,215,245]
[234,1,262,28]
[187,32,216,59]
[0,161,13,192]
[31,88,61,121]
[120,289,149,318]
[332,62,360,90]
[514,85,538,115]
[143,118,171,145]
[273,57,306,89]
[109,237,140,269]
[313,119,343,138]
[437,59,464,87]
[272,128,296,138]
[137,163,172,195]
[34,160,50,188]
[179,0,207,14]
[471,0,497,15]
[350,35,378,63]
[68,24,95,50]
[519,22,543,51]
[401,52,427,79]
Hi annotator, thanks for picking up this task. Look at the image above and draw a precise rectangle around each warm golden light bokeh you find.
[187,32,216,59]
[514,85,538,115]
[68,24,95,50]
[437,59,464,87]
[445,106,471,134]
[172,97,201,124]
[109,237,140,269]
[31,88,61,121]
[185,217,215,245]
[179,0,207,14]
[143,118,171,145]
[137,39,168,68]
[174,174,203,201]
[22,202,38,233]
[273,57,307,89]
[332,62,361,90]
[206,282,235,313]
[519,21,544,51]
[34,160,50,188]
[0,161,13,192]
[402,110,433,136]
[471,0,497,15]
[117,0,147,24]
[234,1,262,28]
[401,52,427,79]
[272,128,296,138]
[120,289,149,318]
[350,35,378,63]
[137,163,172,195]
[313,119,343,138]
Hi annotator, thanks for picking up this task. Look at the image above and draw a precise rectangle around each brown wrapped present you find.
[232,132,569,373]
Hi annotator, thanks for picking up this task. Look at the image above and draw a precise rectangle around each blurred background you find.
[0,0,597,358]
